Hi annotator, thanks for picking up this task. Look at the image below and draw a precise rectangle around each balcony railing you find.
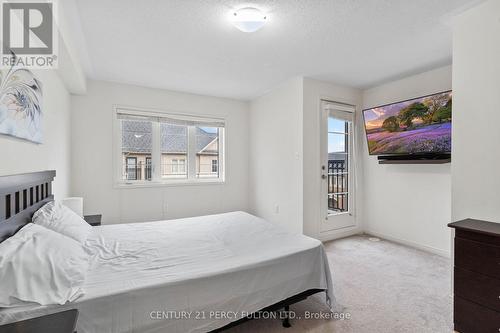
[124,162,152,181]
[328,159,348,213]
[124,163,220,181]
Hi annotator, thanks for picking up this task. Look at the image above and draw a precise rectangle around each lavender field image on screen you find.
[363,91,452,155]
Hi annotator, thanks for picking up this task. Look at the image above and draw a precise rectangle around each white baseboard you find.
[364,229,451,258]
[318,226,363,242]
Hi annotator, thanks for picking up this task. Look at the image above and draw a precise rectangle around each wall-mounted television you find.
[363,91,452,158]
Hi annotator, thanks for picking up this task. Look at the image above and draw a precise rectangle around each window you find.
[196,127,220,178]
[115,107,225,185]
[121,119,152,181]
[145,157,152,180]
[179,159,186,173]
[161,124,187,179]
[169,159,186,175]
[126,157,137,180]
[327,117,349,213]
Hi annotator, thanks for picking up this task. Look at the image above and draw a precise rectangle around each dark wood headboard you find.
[0,170,56,243]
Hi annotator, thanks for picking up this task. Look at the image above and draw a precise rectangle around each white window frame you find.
[113,105,225,188]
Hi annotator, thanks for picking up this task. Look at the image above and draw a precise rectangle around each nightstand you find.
[84,214,102,226]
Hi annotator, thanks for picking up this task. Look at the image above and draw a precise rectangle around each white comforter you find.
[0,211,333,333]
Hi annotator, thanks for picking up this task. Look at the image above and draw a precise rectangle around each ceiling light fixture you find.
[231,7,267,33]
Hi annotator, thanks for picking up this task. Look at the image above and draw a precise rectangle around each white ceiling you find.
[74,0,483,100]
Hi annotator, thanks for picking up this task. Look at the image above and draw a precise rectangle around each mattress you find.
[0,211,333,332]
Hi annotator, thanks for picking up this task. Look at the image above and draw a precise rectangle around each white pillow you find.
[33,200,92,244]
[0,223,90,307]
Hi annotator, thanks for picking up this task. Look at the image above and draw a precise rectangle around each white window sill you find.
[114,179,225,189]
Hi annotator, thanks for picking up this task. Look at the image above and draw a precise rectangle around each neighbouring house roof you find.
[122,121,218,154]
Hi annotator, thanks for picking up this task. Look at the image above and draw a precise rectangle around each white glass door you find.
[320,100,356,232]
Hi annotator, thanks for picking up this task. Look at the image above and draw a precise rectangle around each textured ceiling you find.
[75,0,483,100]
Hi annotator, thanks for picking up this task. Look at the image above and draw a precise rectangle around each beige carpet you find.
[226,235,453,333]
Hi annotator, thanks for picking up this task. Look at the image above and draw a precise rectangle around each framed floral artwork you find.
[0,66,43,143]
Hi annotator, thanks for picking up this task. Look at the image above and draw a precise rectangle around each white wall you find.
[71,80,249,224]
[361,65,452,256]
[302,78,362,240]
[249,77,362,237]
[249,77,304,234]
[451,0,500,223]
[0,70,72,198]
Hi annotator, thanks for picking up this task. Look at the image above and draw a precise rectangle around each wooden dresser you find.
[448,219,500,333]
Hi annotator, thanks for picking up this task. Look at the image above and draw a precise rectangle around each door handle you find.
[321,175,327,179]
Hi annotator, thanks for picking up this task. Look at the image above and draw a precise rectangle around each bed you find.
[0,171,334,333]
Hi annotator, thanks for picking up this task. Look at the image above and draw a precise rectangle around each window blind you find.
[116,109,225,128]
[321,101,356,122]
